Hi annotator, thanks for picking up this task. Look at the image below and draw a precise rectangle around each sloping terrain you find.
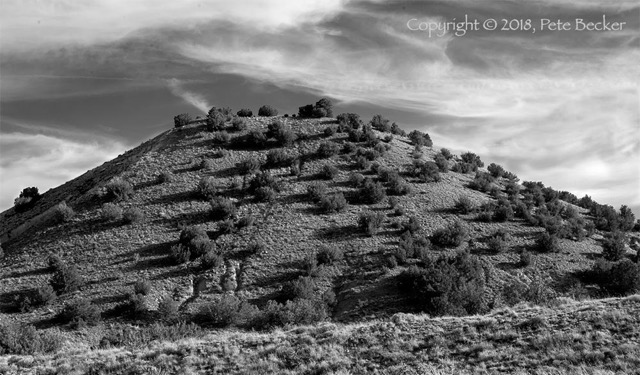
[1,113,638,373]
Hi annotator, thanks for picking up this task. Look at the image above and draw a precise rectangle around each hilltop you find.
[1,103,639,373]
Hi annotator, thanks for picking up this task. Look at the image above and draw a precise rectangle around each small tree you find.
[602,231,627,261]
[258,105,278,117]
[236,108,253,117]
[173,113,192,128]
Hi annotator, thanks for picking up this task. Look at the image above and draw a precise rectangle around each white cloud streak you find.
[166,78,211,114]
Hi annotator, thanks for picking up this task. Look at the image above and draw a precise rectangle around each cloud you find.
[166,78,211,114]
[0,130,127,211]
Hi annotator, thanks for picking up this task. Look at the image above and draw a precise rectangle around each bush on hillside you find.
[122,207,143,224]
[358,178,387,204]
[0,322,63,355]
[197,295,260,328]
[336,113,362,129]
[535,231,560,253]
[410,160,441,183]
[104,178,133,201]
[258,105,278,117]
[585,259,640,295]
[319,164,339,180]
[408,130,433,147]
[244,129,268,149]
[370,114,391,132]
[398,251,487,316]
[265,148,293,168]
[306,182,328,203]
[431,220,468,247]
[487,163,505,178]
[60,298,101,328]
[237,158,262,176]
[53,202,75,223]
[460,152,484,170]
[317,141,340,158]
[267,120,297,146]
[236,108,253,117]
[454,196,474,214]
[317,245,345,266]
[197,176,218,200]
[174,113,192,128]
[50,265,83,295]
[298,98,333,118]
[602,231,627,261]
[157,171,175,183]
[359,211,385,236]
[318,193,348,213]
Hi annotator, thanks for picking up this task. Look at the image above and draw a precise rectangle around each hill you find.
[1,108,639,373]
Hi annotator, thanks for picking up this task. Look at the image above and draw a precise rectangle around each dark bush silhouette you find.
[0,322,63,354]
[460,152,484,169]
[411,160,441,183]
[336,113,362,129]
[487,163,505,178]
[104,178,133,202]
[359,211,385,236]
[258,105,278,117]
[237,158,262,175]
[454,196,474,214]
[298,98,333,118]
[198,295,259,328]
[434,154,449,172]
[602,231,627,261]
[585,259,640,295]
[536,231,560,253]
[197,177,217,200]
[265,148,293,168]
[60,298,101,328]
[317,245,344,266]
[319,193,348,213]
[431,220,468,247]
[50,265,83,295]
[267,120,297,146]
[317,141,340,158]
[370,114,391,132]
[408,130,433,147]
[440,148,453,159]
[358,178,386,204]
[398,251,487,316]
[236,108,253,117]
[306,182,328,203]
[174,113,192,128]
[319,164,339,180]
[210,197,237,220]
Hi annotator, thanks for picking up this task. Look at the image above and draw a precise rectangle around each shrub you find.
[236,108,253,117]
[486,234,508,254]
[170,244,191,265]
[431,220,468,247]
[255,299,327,329]
[249,171,280,194]
[317,141,340,158]
[402,216,421,234]
[460,152,484,169]
[408,130,433,147]
[454,196,474,214]
[298,98,333,118]
[359,211,385,236]
[60,298,101,328]
[358,178,387,204]
[388,196,400,209]
[0,322,63,355]
[174,113,192,128]
[493,199,514,222]
[387,177,412,196]
[434,154,449,172]
[198,295,259,328]
[319,193,348,213]
[536,231,560,253]
[317,245,344,266]
[323,126,336,137]
[53,202,75,223]
[370,114,391,132]
[265,148,292,168]
[411,160,441,183]
[258,105,278,117]
[237,158,262,175]
[14,187,41,212]
[602,231,627,261]
[440,148,453,159]
[104,177,133,201]
[254,186,277,203]
[201,249,224,270]
[245,129,268,148]
[337,113,361,129]
[398,251,487,316]
[197,176,217,199]
[236,214,255,230]
[157,171,175,183]
[123,207,143,224]
[487,163,505,178]
[519,250,532,267]
[50,265,83,295]
[48,254,64,272]
[209,197,237,221]
[267,120,297,146]
[319,164,339,180]
[133,280,151,296]
[157,297,180,322]
[587,259,640,295]
[354,156,371,170]
[307,182,328,203]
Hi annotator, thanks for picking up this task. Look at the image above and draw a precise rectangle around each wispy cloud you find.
[166,78,211,114]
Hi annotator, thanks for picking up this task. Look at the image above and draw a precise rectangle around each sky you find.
[1,0,639,215]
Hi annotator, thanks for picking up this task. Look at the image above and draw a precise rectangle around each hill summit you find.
[1,103,639,374]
